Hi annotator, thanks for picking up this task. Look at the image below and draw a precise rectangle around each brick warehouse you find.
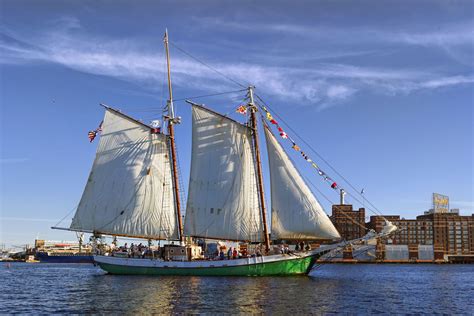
[331,196,473,260]
[367,213,474,255]
[331,204,366,240]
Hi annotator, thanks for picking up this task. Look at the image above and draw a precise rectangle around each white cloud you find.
[388,26,474,47]
[326,85,356,100]
[419,75,474,88]
[1,25,473,111]
[198,17,474,48]
[196,18,474,67]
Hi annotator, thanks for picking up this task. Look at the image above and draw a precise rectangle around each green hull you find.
[97,254,319,276]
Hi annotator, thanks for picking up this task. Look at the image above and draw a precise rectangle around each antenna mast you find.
[164,29,184,243]
[248,86,271,252]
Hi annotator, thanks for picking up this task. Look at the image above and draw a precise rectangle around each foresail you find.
[184,105,263,241]
[70,108,178,240]
[264,126,340,240]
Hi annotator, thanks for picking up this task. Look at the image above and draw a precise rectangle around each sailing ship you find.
[53,31,396,276]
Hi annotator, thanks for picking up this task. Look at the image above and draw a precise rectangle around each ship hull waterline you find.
[93,248,332,276]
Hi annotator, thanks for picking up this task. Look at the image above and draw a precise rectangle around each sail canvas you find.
[70,108,178,240]
[184,105,263,241]
[264,126,340,240]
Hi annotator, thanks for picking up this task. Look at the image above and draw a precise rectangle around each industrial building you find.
[330,192,474,262]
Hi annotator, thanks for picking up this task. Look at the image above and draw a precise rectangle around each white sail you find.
[264,126,340,240]
[70,108,178,240]
[184,105,263,241]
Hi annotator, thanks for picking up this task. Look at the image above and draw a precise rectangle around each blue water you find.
[1,263,473,314]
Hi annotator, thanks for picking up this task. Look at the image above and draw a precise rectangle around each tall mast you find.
[248,86,271,252]
[164,29,184,243]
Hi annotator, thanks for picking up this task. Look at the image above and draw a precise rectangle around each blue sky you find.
[1,1,473,246]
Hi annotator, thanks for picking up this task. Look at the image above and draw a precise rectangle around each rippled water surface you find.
[1,263,473,314]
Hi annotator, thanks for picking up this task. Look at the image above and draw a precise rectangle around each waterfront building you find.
[417,212,473,256]
[367,215,400,234]
[368,215,434,245]
[368,211,473,258]
[331,204,366,241]
[326,192,473,262]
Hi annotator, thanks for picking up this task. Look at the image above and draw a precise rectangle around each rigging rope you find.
[303,175,369,232]
[158,136,167,241]
[253,93,387,220]
[233,100,371,233]
[243,106,371,239]
[53,203,80,228]
[166,39,389,223]
[169,41,248,89]
[161,44,168,112]
[174,89,247,102]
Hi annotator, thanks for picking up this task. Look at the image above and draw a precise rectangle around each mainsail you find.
[184,105,263,241]
[70,107,179,240]
[264,125,340,240]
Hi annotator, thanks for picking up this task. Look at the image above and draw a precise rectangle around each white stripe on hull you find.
[94,246,332,269]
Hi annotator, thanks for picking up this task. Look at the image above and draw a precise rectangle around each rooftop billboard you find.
[432,193,449,213]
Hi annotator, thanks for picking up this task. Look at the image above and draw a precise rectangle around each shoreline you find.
[317,259,474,264]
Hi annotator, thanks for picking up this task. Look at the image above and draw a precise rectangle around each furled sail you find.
[264,126,340,240]
[184,105,263,241]
[70,107,179,240]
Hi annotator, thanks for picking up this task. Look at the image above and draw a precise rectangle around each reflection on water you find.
[1,263,473,314]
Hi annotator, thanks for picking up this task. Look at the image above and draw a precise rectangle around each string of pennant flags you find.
[236,104,339,191]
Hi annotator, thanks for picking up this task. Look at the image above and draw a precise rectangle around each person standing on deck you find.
[232,248,238,259]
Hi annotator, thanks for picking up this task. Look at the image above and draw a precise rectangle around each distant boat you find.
[35,237,93,264]
[36,252,93,264]
[1,250,11,262]
[53,30,396,276]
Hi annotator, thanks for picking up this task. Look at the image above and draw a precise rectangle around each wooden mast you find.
[164,29,184,243]
[248,86,271,252]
